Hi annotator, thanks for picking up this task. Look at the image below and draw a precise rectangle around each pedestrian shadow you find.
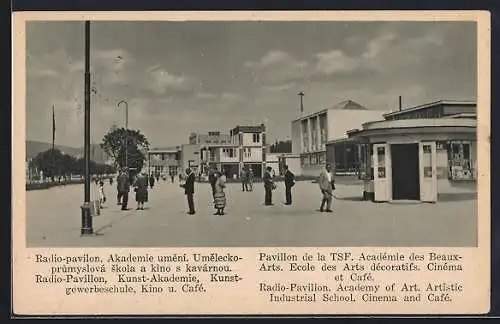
[334,196,365,202]
[94,212,134,235]
[438,192,477,202]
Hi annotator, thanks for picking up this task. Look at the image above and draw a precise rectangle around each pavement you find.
[25,179,478,247]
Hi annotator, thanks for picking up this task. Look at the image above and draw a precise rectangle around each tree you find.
[32,148,65,179]
[100,127,150,171]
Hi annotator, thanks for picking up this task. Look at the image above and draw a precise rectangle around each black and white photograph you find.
[24,18,480,248]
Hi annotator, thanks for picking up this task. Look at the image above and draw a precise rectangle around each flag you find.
[52,105,56,149]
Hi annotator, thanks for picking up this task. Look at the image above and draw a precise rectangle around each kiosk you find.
[347,118,476,203]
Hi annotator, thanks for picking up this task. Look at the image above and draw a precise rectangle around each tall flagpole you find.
[52,104,55,151]
[52,104,55,181]
[81,20,93,235]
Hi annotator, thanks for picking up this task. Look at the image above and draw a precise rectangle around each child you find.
[98,180,106,208]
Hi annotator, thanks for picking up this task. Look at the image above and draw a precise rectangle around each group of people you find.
[110,169,152,211]
[239,167,255,192]
[99,162,336,215]
[178,163,336,215]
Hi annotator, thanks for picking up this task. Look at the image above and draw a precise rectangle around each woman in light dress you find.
[213,170,227,215]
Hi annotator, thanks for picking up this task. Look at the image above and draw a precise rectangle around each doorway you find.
[391,144,420,200]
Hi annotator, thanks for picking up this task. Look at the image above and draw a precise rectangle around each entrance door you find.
[373,143,391,202]
[419,142,438,202]
[391,144,420,200]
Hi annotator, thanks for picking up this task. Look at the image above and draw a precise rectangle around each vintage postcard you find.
[12,11,490,315]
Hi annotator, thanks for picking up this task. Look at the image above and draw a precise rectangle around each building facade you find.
[291,100,388,176]
[147,147,181,176]
[347,100,477,202]
[230,124,267,177]
[176,125,267,179]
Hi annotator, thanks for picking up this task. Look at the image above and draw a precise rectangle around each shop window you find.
[447,141,474,180]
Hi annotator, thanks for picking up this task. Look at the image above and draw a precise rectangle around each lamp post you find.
[117,100,129,169]
[80,20,93,235]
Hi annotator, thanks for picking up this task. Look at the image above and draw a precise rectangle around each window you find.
[423,144,432,178]
[243,148,252,159]
[377,146,386,178]
[447,141,474,180]
[301,155,309,166]
[310,153,318,165]
[252,133,260,143]
[222,148,235,158]
[318,152,325,164]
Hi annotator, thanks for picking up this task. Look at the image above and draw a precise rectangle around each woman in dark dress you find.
[134,172,149,210]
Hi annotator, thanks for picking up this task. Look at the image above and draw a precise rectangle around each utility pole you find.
[118,100,129,170]
[81,20,93,235]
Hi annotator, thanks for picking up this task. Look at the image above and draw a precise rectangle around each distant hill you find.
[26,140,109,164]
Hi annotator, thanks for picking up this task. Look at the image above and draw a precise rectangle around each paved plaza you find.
[25,179,478,247]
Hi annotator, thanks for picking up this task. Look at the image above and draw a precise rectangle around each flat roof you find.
[327,137,357,145]
[383,100,476,118]
[291,100,368,122]
[149,147,180,153]
[230,125,266,134]
[347,118,476,137]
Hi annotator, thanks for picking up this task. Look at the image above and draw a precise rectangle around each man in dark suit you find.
[181,168,196,215]
[283,165,295,205]
[208,167,217,199]
[116,171,123,205]
[263,166,274,206]
[117,169,130,210]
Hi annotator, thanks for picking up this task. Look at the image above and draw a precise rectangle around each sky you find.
[25,20,477,148]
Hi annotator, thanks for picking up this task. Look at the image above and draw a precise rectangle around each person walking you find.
[263,166,275,206]
[98,180,106,208]
[149,173,155,189]
[213,170,227,215]
[247,168,254,191]
[180,168,196,215]
[170,172,175,183]
[318,164,335,213]
[134,171,149,210]
[283,165,295,205]
[117,169,130,210]
[116,170,123,205]
[240,168,248,191]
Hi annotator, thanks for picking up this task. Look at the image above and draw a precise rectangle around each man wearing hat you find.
[117,168,130,210]
[318,164,335,212]
[263,166,275,206]
[180,167,196,215]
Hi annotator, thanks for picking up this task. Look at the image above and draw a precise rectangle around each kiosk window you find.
[423,144,432,178]
[377,146,386,179]
[447,141,474,180]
